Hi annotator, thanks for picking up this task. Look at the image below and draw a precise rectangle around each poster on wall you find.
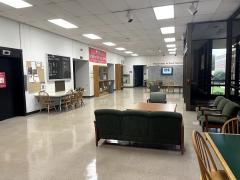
[26,61,45,93]
[0,72,6,88]
[89,47,106,64]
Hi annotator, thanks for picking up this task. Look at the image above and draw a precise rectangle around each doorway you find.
[0,47,26,121]
[134,65,144,87]
[73,59,90,93]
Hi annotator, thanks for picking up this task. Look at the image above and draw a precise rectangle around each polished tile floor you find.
[0,88,201,180]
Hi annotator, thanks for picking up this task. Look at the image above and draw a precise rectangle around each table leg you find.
[59,97,62,111]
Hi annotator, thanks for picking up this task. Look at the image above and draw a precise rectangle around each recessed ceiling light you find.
[166,44,176,48]
[125,51,133,54]
[48,19,78,29]
[169,52,176,55]
[131,54,138,56]
[115,47,126,51]
[82,34,102,40]
[102,42,116,46]
[168,48,177,51]
[164,37,176,43]
[160,26,175,34]
[153,5,174,20]
[0,0,32,8]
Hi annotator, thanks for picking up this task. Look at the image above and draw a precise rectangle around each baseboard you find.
[26,110,40,115]
[83,95,94,98]
[123,86,134,88]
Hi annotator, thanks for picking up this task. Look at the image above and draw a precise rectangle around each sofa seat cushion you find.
[199,115,225,126]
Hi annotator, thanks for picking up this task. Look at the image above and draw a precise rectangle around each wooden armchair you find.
[38,91,56,113]
[192,131,229,180]
[61,90,73,111]
[221,117,240,134]
[167,81,174,93]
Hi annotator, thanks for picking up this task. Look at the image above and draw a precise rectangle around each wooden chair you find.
[167,81,175,93]
[61,90,73,111]
[38,91,56,113]
[192,131,229,180]
[79,89,85,106]
[71,90,81,108]
[221,117,239,134]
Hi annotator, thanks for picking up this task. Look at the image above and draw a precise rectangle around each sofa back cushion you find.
[216,98,229,110]
[94,109,122,139]
[222,101,240,117]
[150,92,166,103]
[122,110,150,141]
[213,96,224,106]
[148,112,182,144]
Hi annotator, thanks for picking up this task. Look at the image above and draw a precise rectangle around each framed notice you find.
[89,47,106,64]
[0,72,6,88]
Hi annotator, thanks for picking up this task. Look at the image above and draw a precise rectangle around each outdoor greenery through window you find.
[211,40,226,95]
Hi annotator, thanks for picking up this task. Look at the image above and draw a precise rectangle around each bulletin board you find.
[26,61,45,93]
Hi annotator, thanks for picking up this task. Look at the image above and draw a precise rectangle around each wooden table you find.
[205,133,240,180]
[35,91,68,111]
[127,102,177,112]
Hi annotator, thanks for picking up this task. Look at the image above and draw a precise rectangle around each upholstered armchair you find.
[147,92,167,103]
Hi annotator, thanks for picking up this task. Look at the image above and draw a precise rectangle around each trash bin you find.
[109,80,114,93]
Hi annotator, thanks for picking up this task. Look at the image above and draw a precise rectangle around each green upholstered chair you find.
[147,92,167,103]
[199,101,240,132]
[196,96,225,119]
[150,84,160,92]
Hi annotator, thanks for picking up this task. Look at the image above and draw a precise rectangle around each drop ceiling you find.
[0,0,239,56]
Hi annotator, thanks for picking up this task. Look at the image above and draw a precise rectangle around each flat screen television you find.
[161,67,173,75]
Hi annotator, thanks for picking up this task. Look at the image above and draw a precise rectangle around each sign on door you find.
[0,72,6,88]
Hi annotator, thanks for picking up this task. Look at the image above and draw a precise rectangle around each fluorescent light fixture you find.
[164,37,176,43]
[160,26,175,34]
[131,54,138,56]
[82,34,102,40]
[0,0,32,8]
[168,48,177,51]
[166,44,176,48]
[125,51,133,54]
[48,19,78,29]
[169,52,176,55]
[153,5,174,20]
[115,47,125,51]
[102,42,116,46]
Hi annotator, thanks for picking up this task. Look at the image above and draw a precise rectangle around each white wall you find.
[124,55,183,87]
[0,16,124,112]
[74,61,90,95]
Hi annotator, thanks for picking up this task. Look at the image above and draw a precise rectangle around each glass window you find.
[211,39,226,95]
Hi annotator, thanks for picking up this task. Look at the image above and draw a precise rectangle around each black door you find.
[0,47,26,120]
[134,65,144,87]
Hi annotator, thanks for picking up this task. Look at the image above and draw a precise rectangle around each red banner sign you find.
[0,72,6,88]
[89,47,106,64]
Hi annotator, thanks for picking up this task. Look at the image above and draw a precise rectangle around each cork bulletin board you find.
[26,61,45,93]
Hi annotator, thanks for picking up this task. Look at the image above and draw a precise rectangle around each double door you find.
[0,47,26,120]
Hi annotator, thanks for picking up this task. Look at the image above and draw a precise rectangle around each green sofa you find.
[94,109,184,154]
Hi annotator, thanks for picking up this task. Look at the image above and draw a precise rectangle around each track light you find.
[188,3,198,15]
[127,10,133,23]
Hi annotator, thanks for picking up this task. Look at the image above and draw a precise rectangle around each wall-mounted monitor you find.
[161,67,173,75]
[48,54,71,81]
